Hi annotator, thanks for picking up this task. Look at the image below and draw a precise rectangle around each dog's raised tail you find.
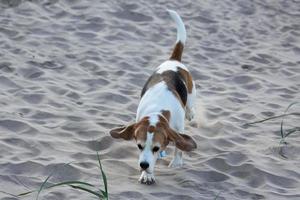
[167,9,186,62]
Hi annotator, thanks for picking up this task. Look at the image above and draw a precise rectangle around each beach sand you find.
[0,0,300,199]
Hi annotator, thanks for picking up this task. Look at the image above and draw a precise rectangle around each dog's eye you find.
[137,144,143,150]
[152,146,160,152]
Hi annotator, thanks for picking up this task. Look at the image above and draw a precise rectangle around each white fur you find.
[167,9,186,45]
[137,82,185,132]
[138,133,155,172]
[156,60,188,74]
[149,114,159,126]
[138,132,158,184]
[139,171,155,184]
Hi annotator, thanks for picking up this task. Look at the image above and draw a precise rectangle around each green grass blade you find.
[18,155,110,200]
[281,102,300,140]
[244,112,300,126]
[101,190,107,198]
[0,190,19,198]
[18,180,95,197]
[69,185,103,198]
[97,152,108,199]
[36,173,53,200]
[18,190,36,196]
[278,144,288,158]
[45,181,95,189]
[284,127,300,138]
[36,161,73,200]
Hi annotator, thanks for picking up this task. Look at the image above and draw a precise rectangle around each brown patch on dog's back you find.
[141,73,162,97]
[162,71,187,106]
[178,68,193,93]
[141,70,188,106]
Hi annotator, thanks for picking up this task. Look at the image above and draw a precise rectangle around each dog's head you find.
[110,113,196,174]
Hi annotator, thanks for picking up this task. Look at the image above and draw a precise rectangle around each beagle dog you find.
[110,10,197,185]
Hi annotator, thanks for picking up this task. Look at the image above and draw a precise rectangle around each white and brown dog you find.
[110,10,197,185]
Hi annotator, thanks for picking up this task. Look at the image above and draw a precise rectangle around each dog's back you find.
[136,10,195,132]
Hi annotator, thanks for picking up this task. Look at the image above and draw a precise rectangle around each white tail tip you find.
[167,9,187,45]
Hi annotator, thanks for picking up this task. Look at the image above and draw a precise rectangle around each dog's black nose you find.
[140,162,149,170]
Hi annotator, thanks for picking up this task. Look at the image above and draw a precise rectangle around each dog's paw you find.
[168,158,183,168]
[185,107,195,121]
[139,171,155,185]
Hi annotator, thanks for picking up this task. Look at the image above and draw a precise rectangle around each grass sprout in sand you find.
[18,152,108,200]
[245,102,300,144]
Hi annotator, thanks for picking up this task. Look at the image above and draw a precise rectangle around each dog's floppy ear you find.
[166,128,197,151]
[110,123,136,140]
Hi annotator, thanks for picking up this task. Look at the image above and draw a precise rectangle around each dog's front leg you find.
[139,171,155,185]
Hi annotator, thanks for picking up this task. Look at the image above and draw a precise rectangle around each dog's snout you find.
[140,162,149,170]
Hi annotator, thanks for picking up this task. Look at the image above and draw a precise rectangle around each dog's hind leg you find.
[168,147,183,168]
[185,81,196,121]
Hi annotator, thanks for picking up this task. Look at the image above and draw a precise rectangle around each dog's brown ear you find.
[166,128,197,151]
[110,123,136,140]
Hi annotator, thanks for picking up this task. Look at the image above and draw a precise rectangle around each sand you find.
[0,0,300,199]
